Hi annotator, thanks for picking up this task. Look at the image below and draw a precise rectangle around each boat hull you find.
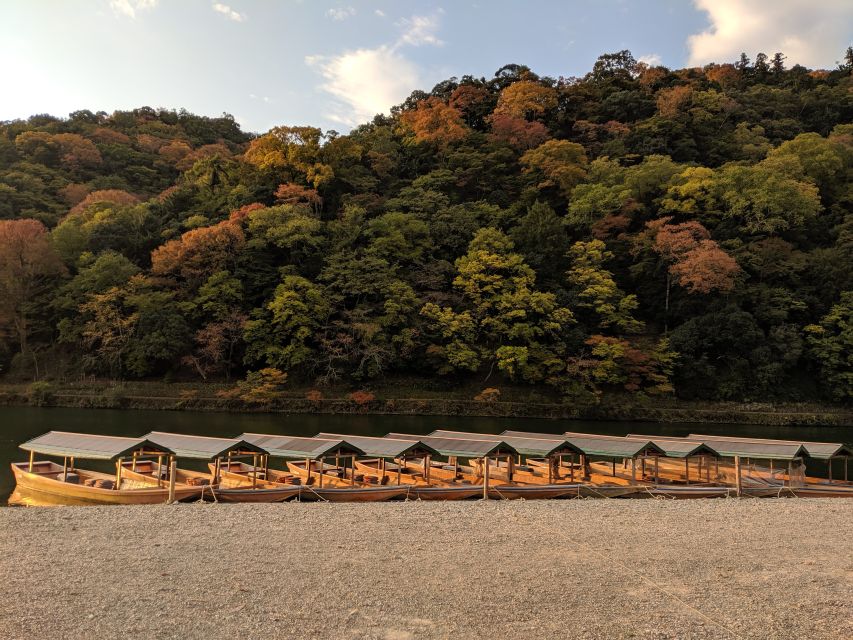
[487,484,583,500]
[299,485,410,502]
[9,463,203,506]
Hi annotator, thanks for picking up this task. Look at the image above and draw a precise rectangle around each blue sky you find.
[1,1,851,133]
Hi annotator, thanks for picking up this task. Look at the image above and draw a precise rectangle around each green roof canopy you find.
[629,433,807,461]
[239,433,364,460]
[429,430,584,458]
[20,431,173,461]
[145,431,267,460]
[623,435,720,458]
[386,433,518,458]
[687,434,851,460]
[316,433,439,459]
[502,431,665,458]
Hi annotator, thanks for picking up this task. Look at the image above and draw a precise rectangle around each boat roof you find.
[144,431,267,460]
[386,433,518,458]
[20,431,173,461]
[316,433,439,459]
[629,433,808,461]
[622,435,720,458]
[687,434,847,460]
[502,431,665,458]
[239,433,364,459]
[429,430,585,458]
[688,433,852,460]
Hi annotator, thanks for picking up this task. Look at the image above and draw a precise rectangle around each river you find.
[2,406,851,502]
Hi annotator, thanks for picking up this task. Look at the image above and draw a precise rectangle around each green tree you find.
[805,293,853,401]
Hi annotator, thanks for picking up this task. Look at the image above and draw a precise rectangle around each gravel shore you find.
[1,499,851,639]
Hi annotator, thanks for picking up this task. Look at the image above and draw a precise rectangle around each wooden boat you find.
[400,458,584,499]
[123,459,302,503]
[9,431,204,507]
[354,459,483,500]
[9,461,204,506]
[281,461,409,501]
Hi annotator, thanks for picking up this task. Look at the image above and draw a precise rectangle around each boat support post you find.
[167,455,177,503]
[482,456,490,500]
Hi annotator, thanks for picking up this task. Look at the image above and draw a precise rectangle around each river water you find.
[2,406,851,502]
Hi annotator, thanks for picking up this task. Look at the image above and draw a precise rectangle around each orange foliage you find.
[136,134,166,153]
[305,389,323,401]
[158,140,193,165]
[705,64,741,88]
[348,390,376,406]
[228,202,266,223]
[488,114,549,150]
[668,240,739,294]
[176,143,232,171]
[90,128,132,145]
[150,220,245,285]
[275,183,323,210]
[656,85,693,118]
[58,183,91,206]
[69,189,140,216]
[646,218,739,294]
[494,81,557,120]
[52,134,102,170]
[473,387,501,402]
[399,97,468,147]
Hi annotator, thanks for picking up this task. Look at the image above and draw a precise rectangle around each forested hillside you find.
[1,50,851,404]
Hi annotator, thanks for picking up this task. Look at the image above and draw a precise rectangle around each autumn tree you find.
[640,217,739,330]
[0,220,65,361]
[150,219,245,289]
[493,80,558,120]
[399,97,469,147]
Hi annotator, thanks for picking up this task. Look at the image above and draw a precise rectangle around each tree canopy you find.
[1,51,852,403]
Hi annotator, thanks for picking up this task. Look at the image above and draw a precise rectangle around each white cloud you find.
[396,12,444,47]
[306,47,420,126]
[306,11,445,127]
[374,9,385,18]
[212,2,246,22]
[109,0,158,19]
[638,53,662,66]
[326,6,356,21]
[688,0,853,68]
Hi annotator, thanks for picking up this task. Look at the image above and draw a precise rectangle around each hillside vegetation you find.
[1,50,852,405]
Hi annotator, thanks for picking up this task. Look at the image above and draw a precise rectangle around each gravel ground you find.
[0,499,851,640]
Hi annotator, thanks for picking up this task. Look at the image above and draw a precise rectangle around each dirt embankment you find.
[1,499,851,639]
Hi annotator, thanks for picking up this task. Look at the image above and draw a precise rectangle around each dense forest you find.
[1,50,851,405]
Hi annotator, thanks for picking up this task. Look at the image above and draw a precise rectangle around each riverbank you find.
[1,500,851,639]
[1,380,851,427]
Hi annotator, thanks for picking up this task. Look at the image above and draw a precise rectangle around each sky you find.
[1,0,851,134]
